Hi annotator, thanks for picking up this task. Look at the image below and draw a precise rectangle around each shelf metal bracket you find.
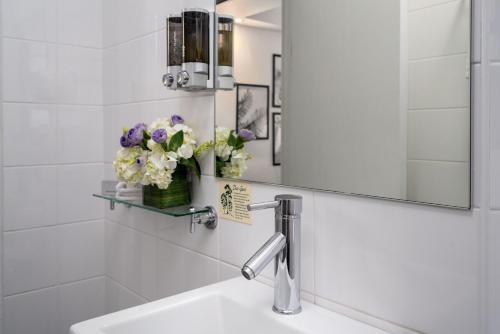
[190,206,218,233]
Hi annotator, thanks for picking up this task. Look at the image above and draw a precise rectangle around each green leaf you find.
[227,130,237,147]
[180,157,202,179]
[168,131,184,152]
[234,136,245,150]
[216,159,225,177]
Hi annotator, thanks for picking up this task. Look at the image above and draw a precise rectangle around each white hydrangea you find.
[113,147,147,185]
[149,117,172,132]
[143,148,177,189]
[221,149,251,178]
[215,127,233,161]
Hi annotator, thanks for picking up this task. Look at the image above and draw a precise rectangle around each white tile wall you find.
[3,277,106,334]
[4,227,59,295]
[409,0,469,60]
[409,54,470,109]
[157,240,219,298]
[2,39,58,103]
[56,0,102,48]
[1,0,105,333]
[4,221,105,296]
[3,166,57,230]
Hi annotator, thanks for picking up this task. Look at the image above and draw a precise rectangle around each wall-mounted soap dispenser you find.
[177,8,214,90]
[162,8,234,92]
[163,15,182,89]
[215,14,234,90]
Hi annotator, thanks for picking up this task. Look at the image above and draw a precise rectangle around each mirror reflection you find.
[215,0,471,209]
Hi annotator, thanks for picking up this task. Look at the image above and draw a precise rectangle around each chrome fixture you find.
[241,194,302,315]
[190,206,218,233]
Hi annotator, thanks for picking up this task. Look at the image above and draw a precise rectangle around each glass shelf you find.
[93,193,210,217]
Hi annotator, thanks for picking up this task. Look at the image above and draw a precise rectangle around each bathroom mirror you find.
[215,0,471,209]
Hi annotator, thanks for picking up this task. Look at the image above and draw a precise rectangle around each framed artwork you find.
[272,112,282,166]
[272,54,282,108]
[236,84,269,140]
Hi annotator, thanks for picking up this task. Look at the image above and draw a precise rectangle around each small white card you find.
[218,180,252,225]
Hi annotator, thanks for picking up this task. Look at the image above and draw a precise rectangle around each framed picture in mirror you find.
[272,113,282,166]
[236,84,269,140]
[272,54,282,108]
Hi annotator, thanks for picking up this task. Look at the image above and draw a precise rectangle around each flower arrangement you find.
[113,115,211,208]
[215,127,254,178]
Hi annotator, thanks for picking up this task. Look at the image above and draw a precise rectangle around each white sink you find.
[71,278,388,334]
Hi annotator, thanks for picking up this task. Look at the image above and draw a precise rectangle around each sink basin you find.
[71,278,388,334]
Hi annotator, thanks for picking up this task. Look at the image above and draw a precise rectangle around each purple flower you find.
[127,127,144,145]
[152,128,168,144]
[136,156,145,167]
[238,129,256,142]
[134,123,147,132]
[120,135,132,148]
[171,115,184,125]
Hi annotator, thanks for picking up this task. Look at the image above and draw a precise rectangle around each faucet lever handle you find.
[247,200,280,212]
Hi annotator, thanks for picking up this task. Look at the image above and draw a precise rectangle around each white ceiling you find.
[217,0,281,31]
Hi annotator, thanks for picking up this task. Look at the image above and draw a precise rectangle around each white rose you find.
[177,144,194,159]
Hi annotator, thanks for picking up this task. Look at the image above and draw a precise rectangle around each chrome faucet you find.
[241,194,302,315]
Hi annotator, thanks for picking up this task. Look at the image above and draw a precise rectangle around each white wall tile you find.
[314,192,479,334]
[315,296,420,334]
[472,64,481,207]
[105,221,157,300]
[472,0,482,63]
[487,211,500,334]
[488,0,500,61]
[58,277,106,334]
[3,166,57,231]
[57,0,102,48]
[105,278,147,314]
[102,0,178,48]
[407,160,470,207]
[57,221,104,283]
[2,39,57,103]
[56,164,104,224]
[157,240,219,298]
[409,0,459,11]
[409,0,469,60]
[4,287,59,334]
[409,54,470,109]
[408,109,470,161]
[103,33,164,105]
[1,0,57,42]
[57,45,102,105]
[4,227,59,295]
[56,105,103,163]
[218,262,240,282]
[2,103,57,165]
[490,64,500,208]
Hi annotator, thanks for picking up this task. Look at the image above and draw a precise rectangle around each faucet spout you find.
[242,194,303,314]
[241,232,286,280]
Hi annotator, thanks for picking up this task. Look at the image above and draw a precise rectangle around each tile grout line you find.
[3,274,106,299]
